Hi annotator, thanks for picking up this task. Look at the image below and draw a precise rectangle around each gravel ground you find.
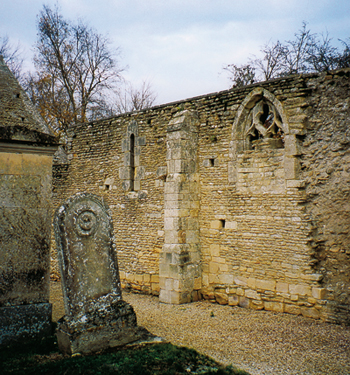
[50,282,350,375]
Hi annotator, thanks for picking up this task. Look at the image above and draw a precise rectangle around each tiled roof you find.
[0,55,54,136]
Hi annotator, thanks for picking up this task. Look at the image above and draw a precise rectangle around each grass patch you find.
[1,334,249,375]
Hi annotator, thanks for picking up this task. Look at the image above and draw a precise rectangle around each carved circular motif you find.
[75,210,97,236]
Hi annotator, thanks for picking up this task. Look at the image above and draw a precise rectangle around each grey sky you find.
[1,0,349,105]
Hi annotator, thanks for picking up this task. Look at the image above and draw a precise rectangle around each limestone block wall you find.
[236,148,285,194]
[52,108,175,294]
[52,68,350,324]
[197,70,350,324]
[0,151,53,306]
[0,146,57,346]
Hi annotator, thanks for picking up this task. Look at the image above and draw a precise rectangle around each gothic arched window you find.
[245,98,284,149]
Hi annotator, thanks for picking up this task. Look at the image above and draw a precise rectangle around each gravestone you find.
[54,193,152,355]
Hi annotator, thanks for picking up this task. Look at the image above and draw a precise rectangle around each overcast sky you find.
[1,0,349,105]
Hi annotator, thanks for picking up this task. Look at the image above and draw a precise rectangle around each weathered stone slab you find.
[54,193,157,355]
[0,151,56,347]
[54,193,121,313]
[56,298,151,355]
[0,303,52,346]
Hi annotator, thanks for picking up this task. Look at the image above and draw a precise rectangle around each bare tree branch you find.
[253,40,288,80]
[308,32,339,72]
[0,35,24,81]
[223,22,348,87]
[337,38,350,68]
[284,22,316,74]
[114,80,157,114]
[30,4,123,133]
[222,63,256,87]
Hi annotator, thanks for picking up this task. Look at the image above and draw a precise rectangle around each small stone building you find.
[0,56,58,346]
[53,68,350,324]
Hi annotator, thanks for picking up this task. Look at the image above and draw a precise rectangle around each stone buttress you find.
[159,110,202,304]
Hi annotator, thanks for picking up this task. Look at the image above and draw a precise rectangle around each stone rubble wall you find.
[52,68,350,324]
[301,71,350,323]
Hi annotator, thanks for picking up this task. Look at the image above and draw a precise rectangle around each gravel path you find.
[50,282,350,375]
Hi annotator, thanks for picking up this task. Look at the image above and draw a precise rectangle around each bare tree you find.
[283,22,316,74]
[114,80,157,114]
[223,22,348,87]
[85,79,157,121]
[225,40,288,85]
[30,4,123,133]
[222,63,256,87]
[307,32,339,72]
[254,40,288,80]
[336,38,350,68]
[25,71,75,132]
[0,35,23,80]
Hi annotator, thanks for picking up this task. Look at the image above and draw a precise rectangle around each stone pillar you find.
[159,110,201,304]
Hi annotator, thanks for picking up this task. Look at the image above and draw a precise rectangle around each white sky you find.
[1,0,349,105]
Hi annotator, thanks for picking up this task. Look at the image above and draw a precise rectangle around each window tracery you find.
[245,99,284,148]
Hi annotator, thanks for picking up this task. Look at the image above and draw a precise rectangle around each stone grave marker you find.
[54,193,154,355]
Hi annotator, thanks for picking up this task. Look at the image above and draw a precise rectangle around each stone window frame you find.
[119,120,146,194]
[244,98,285,150]
[232,88,289,153]
[228,88,302,187]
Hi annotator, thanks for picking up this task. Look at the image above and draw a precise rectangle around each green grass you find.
[0,334,249,375]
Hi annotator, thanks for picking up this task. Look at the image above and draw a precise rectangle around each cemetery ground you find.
[2,281,350,374]
[0,335,243,375]
[49,282,349,375]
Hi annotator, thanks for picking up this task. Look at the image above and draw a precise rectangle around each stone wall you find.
[53,68,350,324]
[0,151,53,307]
[1,148,57,346]
[52,107,171,294]
[0,56,58,345]
[301,71,350,323]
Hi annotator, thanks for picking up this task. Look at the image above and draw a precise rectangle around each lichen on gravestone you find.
[54,193,156,355]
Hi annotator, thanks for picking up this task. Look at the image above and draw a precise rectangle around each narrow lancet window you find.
[130,134,135,191]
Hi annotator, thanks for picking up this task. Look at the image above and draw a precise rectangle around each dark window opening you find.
[209,158,215,167]
[16,93,20,98]
[105,184,110,191]
[220,219,226,229]
[249,127,260,143]
[130,134,135,191]
[260,103,270,124]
